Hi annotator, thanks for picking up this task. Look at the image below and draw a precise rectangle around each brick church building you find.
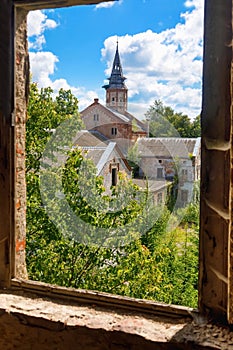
[80,43,147,154]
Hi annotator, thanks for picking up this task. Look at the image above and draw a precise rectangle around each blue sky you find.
[28,0,204,120]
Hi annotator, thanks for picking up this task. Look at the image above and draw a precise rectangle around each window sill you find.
[0,279,230,349]
[10,278,194,318]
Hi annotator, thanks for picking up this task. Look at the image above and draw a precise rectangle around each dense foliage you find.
[145,99,201,138]
[26,85,199,308]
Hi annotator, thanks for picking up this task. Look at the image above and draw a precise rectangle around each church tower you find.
[103,42,128,114]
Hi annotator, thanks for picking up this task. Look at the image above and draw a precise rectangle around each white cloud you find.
[27,10,58,50]
[29,51,59,87]
[29,51,100,111]
[101,0,204,119]
[51,80,100,111]
[28,11,100,111]
[27,1,204,120]
[184,0,201,8]
[29,35,46,51]
[95,0,123,9]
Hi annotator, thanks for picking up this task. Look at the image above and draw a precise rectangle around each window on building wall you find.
[94,113,99,121]
[111,168,117,186]
[111,127,117,135]
[157,167,163,179]
[181,189,188,206]
[181,169,188,181]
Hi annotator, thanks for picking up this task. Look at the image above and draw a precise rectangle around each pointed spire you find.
[103,41,127,90]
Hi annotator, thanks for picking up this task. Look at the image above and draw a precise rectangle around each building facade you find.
[73,130,131,192]
[136,137,201,207]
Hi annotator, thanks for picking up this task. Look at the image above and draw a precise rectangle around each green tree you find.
[126,143,140,177]
[145,99,201,138]
[190,114,201,138]
[26,83,83,251]
[26,83,82,173]
[26,85,199,308]
[55,88,79,117]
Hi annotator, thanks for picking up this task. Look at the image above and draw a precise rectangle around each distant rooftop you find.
[73,130,108,148]
[137,137,200,158]
[132,179,169,193]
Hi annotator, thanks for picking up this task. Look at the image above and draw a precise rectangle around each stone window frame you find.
[0,0,232,326]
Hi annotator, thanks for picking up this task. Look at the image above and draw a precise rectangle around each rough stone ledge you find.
[10,278,195,318]
[0,288,233,349]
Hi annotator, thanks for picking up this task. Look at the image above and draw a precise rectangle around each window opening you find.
[24,0,203,310]
[111,168,117,186]
[181,168,188,181]
[111,127,117,135]
[181,189,188,206]
[157,167,163,179]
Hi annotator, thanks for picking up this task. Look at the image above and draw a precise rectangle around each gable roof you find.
[80,100,130,124]
[80,100,147,133]
[73,130,131,174]
[95,142,116,175]
[105,106,130,123]
[83,143,131,175]
[73,130,108,148]
[124,111,147,132]
[132,179,169,192]
[136,137,200,159]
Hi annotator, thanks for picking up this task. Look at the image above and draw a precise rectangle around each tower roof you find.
[103,42,127,90]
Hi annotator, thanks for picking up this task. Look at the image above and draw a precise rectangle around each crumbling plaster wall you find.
[1,291,233,350]
[15,7,28,280]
